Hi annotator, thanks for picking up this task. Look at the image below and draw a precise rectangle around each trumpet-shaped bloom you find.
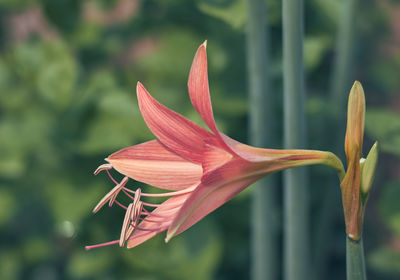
[86,42,343,250]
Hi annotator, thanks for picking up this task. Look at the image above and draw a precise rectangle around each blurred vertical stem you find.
[331,0,358,111]
[314,0,359,278]
[246,0,279,279]
[346,237,367,280]
[282,0,308,280]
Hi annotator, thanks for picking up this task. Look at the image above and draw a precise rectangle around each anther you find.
[94,164,112,175]
[92,176,129,213]
[124,201,144,244]
[109,177,129,207]
[120,203,134,247]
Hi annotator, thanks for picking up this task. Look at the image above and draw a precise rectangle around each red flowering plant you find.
[86,42,344,250]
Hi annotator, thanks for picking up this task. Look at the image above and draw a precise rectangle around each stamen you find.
[109,177,129,207]
[122,189,134,200]
[141,200,184,209]
[123,185,196,198]
[94,163,112,175]
[120,203,134,247]
[139,216,167,222]
[85,240,119,250]
[141,207,178,217]
[122,187,185,210]
[121,199,144,246]
[114,200,128,210]
[106,169,119,185]
[133,188,141,205]
[92,177,129,213]
[141,201,163,207]
[130,224,168,232]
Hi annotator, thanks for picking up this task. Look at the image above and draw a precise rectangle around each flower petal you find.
[108,140,202,190]
[137,82,214,164]
[166,159,262,240]
[219,133,344,174]
[202,143,232,175]
[127,193,190,248]
[188,41,219,134]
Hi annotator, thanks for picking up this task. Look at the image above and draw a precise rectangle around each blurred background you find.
[0,0,400,279]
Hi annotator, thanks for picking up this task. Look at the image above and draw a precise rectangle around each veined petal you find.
[167,159,262,240]
[219,133,320,162]
[202,143,233,175]
[108,140,202,190]
[166,146,345,240]
[219,133,280,162]
[188,41,218,134]
[127,193,190,248]
[137,82,214,164]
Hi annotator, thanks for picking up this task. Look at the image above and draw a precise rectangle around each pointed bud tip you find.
[345,80,366,159]
[349,81,366,107]
[202,40,207,48]
[350,80,365,100]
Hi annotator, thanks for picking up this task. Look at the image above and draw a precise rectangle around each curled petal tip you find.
[94,163,112,175]
[166,223,182,243]
[136,81,145,93]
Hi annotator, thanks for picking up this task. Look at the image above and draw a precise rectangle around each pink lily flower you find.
[86,42,343,250]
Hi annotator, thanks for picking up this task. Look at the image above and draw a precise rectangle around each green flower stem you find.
[282,0,308,279]
[246,0,279,279]
[314,0,359,277]
[346,236,367,280]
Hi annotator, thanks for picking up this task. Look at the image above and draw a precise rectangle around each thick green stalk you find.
[282,0,308,279]
[246,0,279,279]
[313,0,359,278]
[346,237,367,280]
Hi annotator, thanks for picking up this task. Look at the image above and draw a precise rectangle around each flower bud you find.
[360,141,379,195]
[344,81,365,161]
[340,81,366,240]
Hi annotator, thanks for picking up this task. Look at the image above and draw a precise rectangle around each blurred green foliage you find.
[0,0,399,279]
